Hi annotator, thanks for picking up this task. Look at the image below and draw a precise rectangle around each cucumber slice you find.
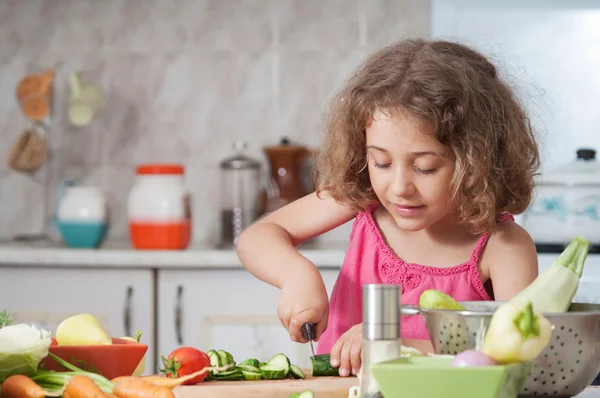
[289,364,306,379]
[259,361,268,368]
[205,371,215,381]
[208,351,223,367]
[310,354,339,377]
[213,368,244,381]
[239,358,260,368]
[260,364,287,380]
[237,364,260,373]
[218,349,235,365]
[290,391,315,398]
[241,369,262,381]
[267,353,291,375]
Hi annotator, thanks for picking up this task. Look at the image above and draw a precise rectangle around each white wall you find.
[431,0,600,175]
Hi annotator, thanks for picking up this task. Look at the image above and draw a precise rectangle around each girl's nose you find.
[390,168,415,197]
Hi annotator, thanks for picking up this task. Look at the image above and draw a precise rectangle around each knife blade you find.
[301,322,316,357]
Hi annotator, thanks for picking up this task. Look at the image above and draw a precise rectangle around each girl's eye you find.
[415,167,437,175]
[374,162,391,170]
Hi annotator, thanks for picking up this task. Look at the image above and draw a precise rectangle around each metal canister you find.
[360,284,402,398]
[219,141,262,247]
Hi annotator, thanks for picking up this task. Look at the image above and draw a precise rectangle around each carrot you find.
[110,376,130,384]
[141,364,231,388]
[112,377,174,398]
[1,374,62,398]
[63,375,106,398]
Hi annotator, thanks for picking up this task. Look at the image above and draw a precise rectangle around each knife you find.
[302,322,316,357]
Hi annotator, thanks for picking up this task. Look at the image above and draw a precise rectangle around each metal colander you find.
[401,301,600,398]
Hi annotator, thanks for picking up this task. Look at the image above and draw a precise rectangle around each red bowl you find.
[40,337,148,380]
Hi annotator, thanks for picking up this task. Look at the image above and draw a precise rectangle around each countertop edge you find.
[0,245,348,268]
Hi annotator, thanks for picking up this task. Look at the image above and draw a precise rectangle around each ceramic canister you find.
[56,181,109,248]
[127,163,191,250]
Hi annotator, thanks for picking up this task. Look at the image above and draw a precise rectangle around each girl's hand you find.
[331,323,362,377]
[277,267,329,343]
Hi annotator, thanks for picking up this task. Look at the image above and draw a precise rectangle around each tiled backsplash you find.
[0,0,430,245]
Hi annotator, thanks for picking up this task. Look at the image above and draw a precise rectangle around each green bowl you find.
[371,356,532,398]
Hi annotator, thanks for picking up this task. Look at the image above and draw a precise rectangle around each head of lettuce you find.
[0,323,52,382]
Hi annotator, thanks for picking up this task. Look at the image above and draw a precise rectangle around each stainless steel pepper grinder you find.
[360,284,402,398]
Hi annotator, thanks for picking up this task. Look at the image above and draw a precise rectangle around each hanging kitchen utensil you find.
[7,126,48,173]
[15,69,53,123]
[67,71,105,127]
[522,148,600,246]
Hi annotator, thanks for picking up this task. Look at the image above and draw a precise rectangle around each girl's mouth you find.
[392,204,425,217]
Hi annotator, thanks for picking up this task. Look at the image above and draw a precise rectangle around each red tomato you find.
[160,347,211,385]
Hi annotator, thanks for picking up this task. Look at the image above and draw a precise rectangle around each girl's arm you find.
[236,191,358,341]
[236,191,358,289]
[483,222,539,301]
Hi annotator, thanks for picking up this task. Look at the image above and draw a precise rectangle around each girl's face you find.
[366,109,454,232]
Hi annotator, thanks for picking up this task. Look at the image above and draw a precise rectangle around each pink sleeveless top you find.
[316,205,513,355]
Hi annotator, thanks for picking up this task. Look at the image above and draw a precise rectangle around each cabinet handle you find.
[175,285,183,345]
[124,286,133,337]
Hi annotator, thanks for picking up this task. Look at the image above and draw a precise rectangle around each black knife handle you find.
[301,322,316,341]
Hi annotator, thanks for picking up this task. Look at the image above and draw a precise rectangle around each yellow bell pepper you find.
[121,330,145,376]
[482,301,553,364]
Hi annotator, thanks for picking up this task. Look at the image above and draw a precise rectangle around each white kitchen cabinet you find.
[157,268,341,369]
[0,267,156,375]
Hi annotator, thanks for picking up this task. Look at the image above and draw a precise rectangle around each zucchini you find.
[213,368,244,381]
[290,391,315,398]
[289,364,306,379]
[238,358,260,368]
[310,354,339,377]
[267,353,291,375]
[259,364,287,380]
[510,236,589,312]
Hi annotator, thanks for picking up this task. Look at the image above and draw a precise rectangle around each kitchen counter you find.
[171,385,600,398]
[0,238,349,269]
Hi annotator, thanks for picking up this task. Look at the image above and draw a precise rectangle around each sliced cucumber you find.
[267,353,291,375]
[259,364,287,380]
[310,354,339,377]
[259,361,268,368]
[205,371,215,381]
[206,349,217,357]
[289,364,306,379]
[208,351,223,367]
[237,364,260,373]
[238,358,260,368]
[213,368,244,381]
[290,391,315,398]
[241,369,262,381]
[218,349,236,366]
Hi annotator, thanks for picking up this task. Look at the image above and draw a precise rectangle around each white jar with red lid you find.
[127,163,191,250]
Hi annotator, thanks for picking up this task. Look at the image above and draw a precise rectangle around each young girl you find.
[236,38,541,378]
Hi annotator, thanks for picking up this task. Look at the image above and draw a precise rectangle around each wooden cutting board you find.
[173,373,358,398]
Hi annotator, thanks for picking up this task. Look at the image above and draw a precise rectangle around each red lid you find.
[136,163,185,175]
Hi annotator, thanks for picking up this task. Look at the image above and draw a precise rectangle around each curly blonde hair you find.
[316,38,541,234]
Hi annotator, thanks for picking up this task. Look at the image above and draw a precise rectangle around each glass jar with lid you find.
[219,141,270,246]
